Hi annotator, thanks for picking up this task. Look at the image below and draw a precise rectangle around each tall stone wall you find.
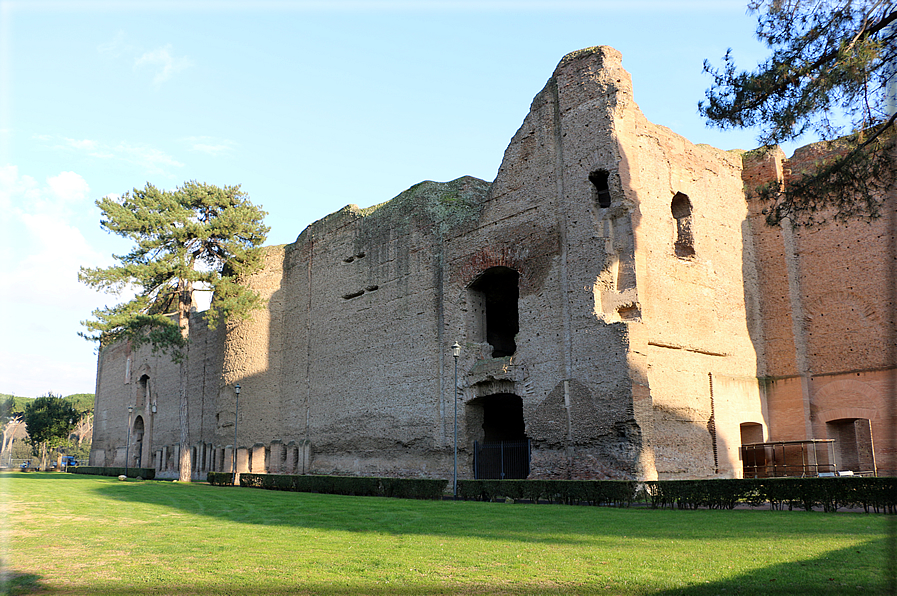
[89,45,894,482]
[90,314,225,478]
[743,144,896,476]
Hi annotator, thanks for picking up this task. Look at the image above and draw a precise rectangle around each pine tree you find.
[79,181,269,481]
[700,0,896,225]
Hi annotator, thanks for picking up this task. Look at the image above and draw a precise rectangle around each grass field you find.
[1,472,892,595]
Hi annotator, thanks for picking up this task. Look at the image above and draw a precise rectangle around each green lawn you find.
[1,472,891,595]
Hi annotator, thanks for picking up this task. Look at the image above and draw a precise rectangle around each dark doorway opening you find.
[468,393,530,479]
[469,267,519,358]
[133,416,145,469]
[826,418,875,473]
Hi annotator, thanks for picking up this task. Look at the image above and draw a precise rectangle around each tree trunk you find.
[178,358,191,481]
[1,419,22,455]
[177,281,193,482]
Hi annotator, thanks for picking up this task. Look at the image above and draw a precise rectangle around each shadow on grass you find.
[22,472,887,542]
[10,473,891,594]
[0,571,46,595]
[0,544,889,596]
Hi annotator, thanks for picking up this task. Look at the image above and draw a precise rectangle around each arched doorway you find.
[132,416,145,469]
[467,393,530,479]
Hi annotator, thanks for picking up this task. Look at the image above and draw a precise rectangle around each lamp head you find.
[234,384,241,395]
[451,342,461,358]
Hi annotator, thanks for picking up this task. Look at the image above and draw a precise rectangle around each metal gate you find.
[474,439,530,479]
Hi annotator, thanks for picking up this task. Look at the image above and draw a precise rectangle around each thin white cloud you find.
[182,136,238,156]
[97,30,132,58]
[134,44,193,85]
[35,135,184,176]
[97,32,192,86]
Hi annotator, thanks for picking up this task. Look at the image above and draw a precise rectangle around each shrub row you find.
[642,477,897,513]
[205,472,896,513]
[208,472,447,500]
[70,466,156,480]
[458,479,638,506]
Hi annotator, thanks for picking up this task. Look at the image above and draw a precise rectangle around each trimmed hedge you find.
[208,472,447,500]
[642,477,897,513]
[69,466,156,480]
[205,472,896,513]
[458,479,638,506]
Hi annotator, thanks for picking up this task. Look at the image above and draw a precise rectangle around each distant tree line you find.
[1,393,94,469]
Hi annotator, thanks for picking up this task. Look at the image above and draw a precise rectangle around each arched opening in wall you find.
[468,267,519,358]
[671,192,695,258]
[740,422,764,445]
[467,393,530,479]
[132,416,145,468]
[826,418,876,473]
[589,170,612,208]
[739,422,766,478]
[137,375,149,408]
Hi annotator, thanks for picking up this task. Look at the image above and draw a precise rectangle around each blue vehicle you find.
[60,456,77,467]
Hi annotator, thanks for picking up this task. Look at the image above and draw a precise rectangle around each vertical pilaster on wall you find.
[435,233,446,449]
[886,79,897,592]
[708,373,718,474]
[549,73,576,477]
[779,217,815,439]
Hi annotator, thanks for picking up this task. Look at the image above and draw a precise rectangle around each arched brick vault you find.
[812,379,879,422]
[450,228,561,294]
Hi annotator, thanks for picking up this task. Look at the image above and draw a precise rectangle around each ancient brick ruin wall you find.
[90,45,893,481]
[90,315,225,477]
[610,77,767,479]
[445,47,648,479]
[743,144,896,476]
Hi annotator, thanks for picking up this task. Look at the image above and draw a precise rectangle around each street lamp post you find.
[232,384,240,486]
[124,405,134,478]
[451,342,461,499]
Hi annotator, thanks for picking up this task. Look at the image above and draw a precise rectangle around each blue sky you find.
[0,0,789,397]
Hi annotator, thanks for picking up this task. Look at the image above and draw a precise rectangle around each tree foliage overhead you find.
[700,0,896,225]
[79,181,270,356]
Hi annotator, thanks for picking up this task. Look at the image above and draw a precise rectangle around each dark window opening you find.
[469,267,519,357]
[589,170,612,208]
[137,375,149,408]
[671,192,695,258]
